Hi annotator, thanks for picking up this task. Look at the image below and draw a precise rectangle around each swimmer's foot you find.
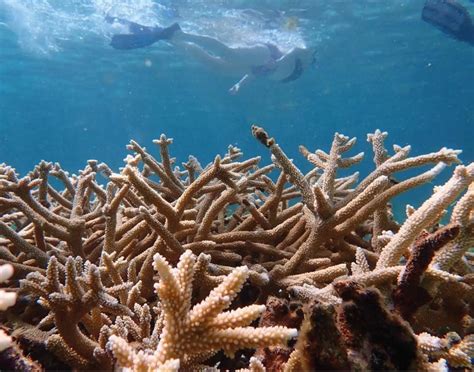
[156,22,181,40]
[422,0,474,44]
[110,22,181,50]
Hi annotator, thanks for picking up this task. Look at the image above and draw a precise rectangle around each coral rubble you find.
[0,127,472,371]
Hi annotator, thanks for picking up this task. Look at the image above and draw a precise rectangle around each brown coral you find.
[0,127,471,370]
[393,223,460,320]
[334,281,421,370]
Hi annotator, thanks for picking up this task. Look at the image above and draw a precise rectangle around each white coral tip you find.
[288,328,298,339]
[0,264,13,283]
[0,291,17,311]
[0,330,13,352]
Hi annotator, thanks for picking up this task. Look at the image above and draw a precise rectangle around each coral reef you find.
[0,127,472,370]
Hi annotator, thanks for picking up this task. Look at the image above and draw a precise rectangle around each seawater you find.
[0,0,473,219]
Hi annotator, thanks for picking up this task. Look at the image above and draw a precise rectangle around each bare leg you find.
[172,31,234,58]
[171,30,271,65]
[172,40,230,73]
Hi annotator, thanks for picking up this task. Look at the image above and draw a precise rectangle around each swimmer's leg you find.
[228,45,272,65]
[172,41,228,71]
[171,31,234,57]
[422,0,474,44]
[172,31,271,64]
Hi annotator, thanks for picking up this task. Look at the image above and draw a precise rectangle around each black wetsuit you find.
[280,58,304,83]
[251,44,304,83]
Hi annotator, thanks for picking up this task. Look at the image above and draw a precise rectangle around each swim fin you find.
[111,32,161,49]
[110,23,181,50]
[422,0,474,44]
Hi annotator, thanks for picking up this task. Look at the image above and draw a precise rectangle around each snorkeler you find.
[422,0,474,45]
[107,17,315,94]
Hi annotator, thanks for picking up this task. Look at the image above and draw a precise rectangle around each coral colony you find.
[0,126,472,371]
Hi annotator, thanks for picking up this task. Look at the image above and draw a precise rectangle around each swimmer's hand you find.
[229,83,241,95]
[229,74,253,95]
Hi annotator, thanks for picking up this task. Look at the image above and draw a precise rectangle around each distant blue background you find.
[0,0,473,218]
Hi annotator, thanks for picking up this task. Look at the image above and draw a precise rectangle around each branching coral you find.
[107,250,297,370]
[20,255,134,368]
[417,332,474,368]
[251,125,463,283]
[0,127,472,370]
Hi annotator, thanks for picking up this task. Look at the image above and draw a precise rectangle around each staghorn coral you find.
[250,125,464,284]
[0,127,471,370]
[107,250,297,370]
[20,255,134,368]
[417,332,474,369]
[0,264,42,370]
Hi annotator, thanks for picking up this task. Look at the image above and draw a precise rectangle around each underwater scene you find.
[0,0,473,370]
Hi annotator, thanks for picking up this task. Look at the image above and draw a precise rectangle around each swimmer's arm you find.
[274,48,299,68]
[229,74,255,95]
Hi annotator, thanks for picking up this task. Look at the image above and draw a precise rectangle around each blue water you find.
[0,0,473,217]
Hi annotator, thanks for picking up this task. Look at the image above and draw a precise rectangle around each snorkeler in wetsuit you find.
[106,17,316,94]
[422,0,474,45]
